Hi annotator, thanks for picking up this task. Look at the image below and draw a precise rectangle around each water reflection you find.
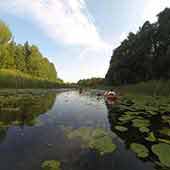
[0,92,56,140]
[0,90,162,170]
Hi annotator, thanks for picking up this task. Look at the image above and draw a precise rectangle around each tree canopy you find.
[105,8,170,85]
[0,20,58,82]
[78,78,104,87]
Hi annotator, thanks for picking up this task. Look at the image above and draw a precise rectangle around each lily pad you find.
[88,135,117,155]
[41,160,61,170]
[130,143,149,158]
[118,114,136,123]
[159,128,170,137]
[162,116,170,125]
[139,127,150,133]
[152,143,170,167]
[145,132,157,142]
[132,118,150,128]
[147,110,158,116]
[115,126,128,132]
[158,138,170,145]
[65,127,117,155]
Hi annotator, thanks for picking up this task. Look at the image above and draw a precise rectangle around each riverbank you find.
[94,80,170,96]
[0,69,64,89]
[0,88,73,96]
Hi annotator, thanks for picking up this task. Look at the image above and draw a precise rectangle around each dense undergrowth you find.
[0,69,63,88]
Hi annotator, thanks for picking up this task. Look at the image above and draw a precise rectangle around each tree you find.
[105,8,170,85]
[0,21,12,44]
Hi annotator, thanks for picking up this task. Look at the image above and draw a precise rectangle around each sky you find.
[0,0,169,82]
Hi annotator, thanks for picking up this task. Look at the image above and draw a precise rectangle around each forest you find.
[77,78,104,88]
[105,8,170,86]
[0,20,63,88]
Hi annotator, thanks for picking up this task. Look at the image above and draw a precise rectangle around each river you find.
[0,90,160,170]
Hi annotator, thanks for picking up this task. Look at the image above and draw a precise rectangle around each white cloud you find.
[0,0,108,48]
[143,0,170,22]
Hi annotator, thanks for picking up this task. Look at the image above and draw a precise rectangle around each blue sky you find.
[0,0,169,82]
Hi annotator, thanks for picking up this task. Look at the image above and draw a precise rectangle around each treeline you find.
[0,20,63,88]
[105,8,170,85]
[78,78,104,87]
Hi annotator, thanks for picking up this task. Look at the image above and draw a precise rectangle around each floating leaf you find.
[159,128,170,137]
[41,160,61,170]
[65,127,117,155]
[162,116,170,125]
[139,127,150,133]
[158,138,170,145]
[145,132,156,142]
[89,136,117,155]
[132,118,150,128]
[147,110,158,116]
[130,143,149,158]
[115,126,128,132]
[152,143,170,167]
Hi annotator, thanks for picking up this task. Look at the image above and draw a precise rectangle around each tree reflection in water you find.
[0,92,56,141]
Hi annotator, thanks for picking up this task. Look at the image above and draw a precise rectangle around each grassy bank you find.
[96,80,170,96]
[0,69,63,89]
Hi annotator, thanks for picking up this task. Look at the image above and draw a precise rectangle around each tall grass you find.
[0,69,63,89]
[112,80,170,96]
[96,80,170,96]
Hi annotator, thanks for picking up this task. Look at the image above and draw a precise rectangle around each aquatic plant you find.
[159,128,170,137]
[115,125,128,132]
[130,143,149,158]
[139,127,150,133]
[162,116,170,125]
[118,114,136,123]
[158,138,170,145]
[41,160,61,170]
[88,135,117,155]
[145,132,156,142]
[132,118,150,128]
[65,127,117,155]
[152,143,170,167]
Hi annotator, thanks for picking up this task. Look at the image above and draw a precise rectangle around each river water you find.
[0,90,155,170]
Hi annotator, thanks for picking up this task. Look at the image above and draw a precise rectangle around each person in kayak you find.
[104,89,117,101]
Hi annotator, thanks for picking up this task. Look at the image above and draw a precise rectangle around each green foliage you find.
[0,21,11,44]
[145,132,156,142]
[0,19,62,88]
[0,91,56,127]
[115,125,128,132]
[0,69,63,88]
[139,127,150,133]
[130,143,149,158]
[105,8,170,86]
[159,128,170,137]
[41,160,61,170]
[152,143,170,167]
[77,78,104,87]
[65,127,117,155]
[132,118,150,128]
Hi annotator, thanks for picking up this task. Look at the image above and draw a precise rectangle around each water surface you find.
[0,90,156,170]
